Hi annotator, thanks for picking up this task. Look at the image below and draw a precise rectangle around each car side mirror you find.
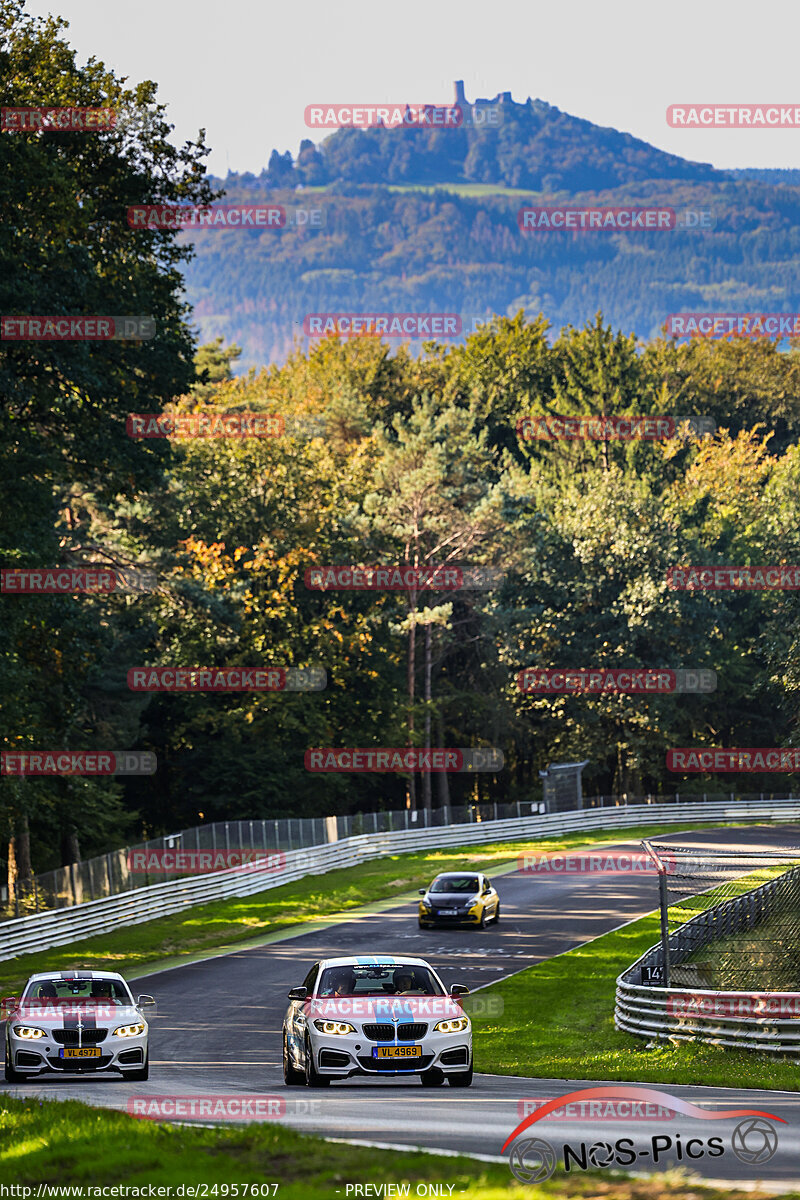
[450,984,469,997]
[418,888,427,895]
[137,994,156,1008]
[288,986,308,1001]
[483,886,491,894]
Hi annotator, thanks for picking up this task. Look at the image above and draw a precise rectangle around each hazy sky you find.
[26,0,800,176]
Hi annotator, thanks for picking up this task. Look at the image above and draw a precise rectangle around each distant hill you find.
[180,87,800,370]
[260,81,722,194]
[727,168,800,185]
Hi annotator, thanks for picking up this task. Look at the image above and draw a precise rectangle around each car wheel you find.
[283,1035,305,1086]
[122,1051,149,1082]
[448,1063,474,1087]
[420,1067,445,1086]
[304,1037,330,1087]
[479,907,488,929]
[4,1040,26,1084]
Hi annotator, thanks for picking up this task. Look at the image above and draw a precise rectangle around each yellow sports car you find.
[418,871,500,929]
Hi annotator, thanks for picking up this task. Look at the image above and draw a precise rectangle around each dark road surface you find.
[5,824,800,1189]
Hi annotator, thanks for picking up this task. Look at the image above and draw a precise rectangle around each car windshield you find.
[22,978,132,1004]
[429,875,480,893]
[317,964,445,996]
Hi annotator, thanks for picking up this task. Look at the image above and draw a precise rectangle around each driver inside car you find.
[319,968,353,997]
[392,971,418,995]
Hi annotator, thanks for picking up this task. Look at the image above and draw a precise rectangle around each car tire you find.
[479,908,488,929]
[283,1035,305,1086]
[4,1041,26,1084]
[122,1051,149,1082]
[304,1037,330,1087]
[420,1067,445,1086]
[448,1063,474,1087]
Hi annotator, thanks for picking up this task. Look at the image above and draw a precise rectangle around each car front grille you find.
[52,1029,107,1045]
[362,1023,428,1041]
[47,1054,113,1071]
[357,1054,433,1072]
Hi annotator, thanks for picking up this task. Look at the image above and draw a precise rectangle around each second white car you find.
[283,955,473,1087]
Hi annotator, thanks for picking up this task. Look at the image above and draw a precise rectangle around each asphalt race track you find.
[5,824,800,1188]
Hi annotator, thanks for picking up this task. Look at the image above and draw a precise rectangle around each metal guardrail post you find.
[658,869,671,988]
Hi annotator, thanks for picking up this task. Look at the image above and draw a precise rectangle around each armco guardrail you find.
[616,968,800,1055]
[3,798,800,963]
[14,790,791,917]
[616,856,800,1055]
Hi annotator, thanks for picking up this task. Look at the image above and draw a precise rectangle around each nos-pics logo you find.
[503,1087,782,1182]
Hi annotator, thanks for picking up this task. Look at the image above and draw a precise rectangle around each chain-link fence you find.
[5,799,549,919]
[643,840,800,991]
[4,790,797,920]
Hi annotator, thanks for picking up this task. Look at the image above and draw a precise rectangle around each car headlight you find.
[313,1020,355,1035]
[113,1022,146,1038]
[420,900,432,910]
[434,1017,470,1033]
[13,1025,45,1039]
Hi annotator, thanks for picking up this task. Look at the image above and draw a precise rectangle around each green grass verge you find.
[0,1095,794,1199]
[473,912,800,1092]
[0,822,748,998]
